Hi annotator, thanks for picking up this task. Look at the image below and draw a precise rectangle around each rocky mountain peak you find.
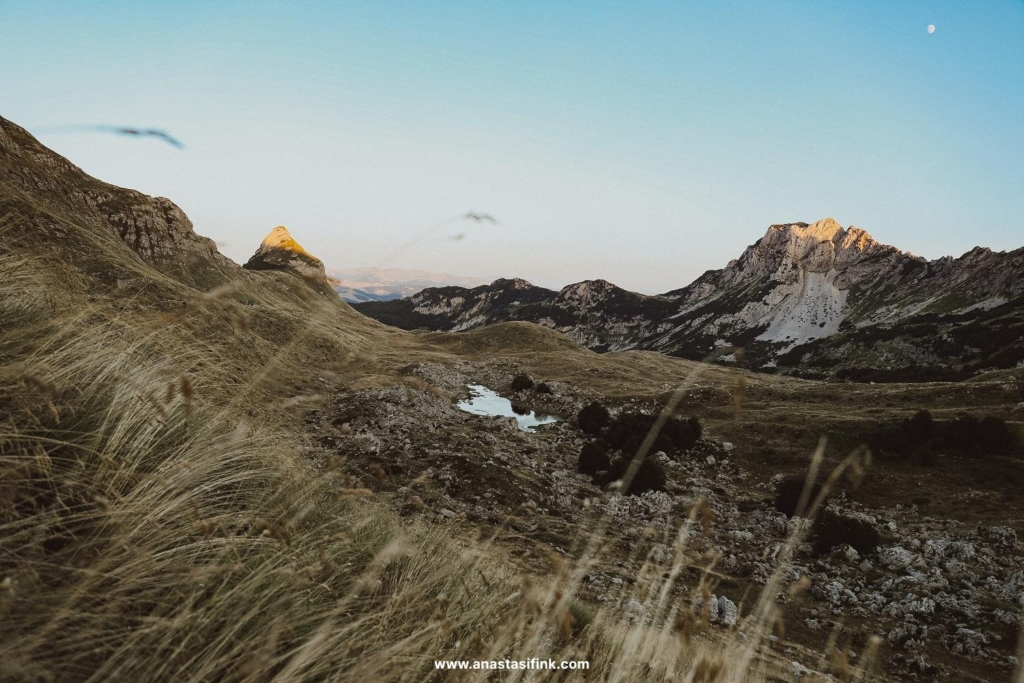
[258,226,312,254]
[244,226,327,283]
[723,218,898,284]
[772,217,881,255]
[557,279,619,307]
[490,277,535,290]
[769,216,844,240]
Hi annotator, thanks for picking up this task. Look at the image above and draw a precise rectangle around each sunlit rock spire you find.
[244,226,327,284]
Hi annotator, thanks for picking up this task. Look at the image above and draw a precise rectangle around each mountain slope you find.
[0,116,239,291]
[357,218,1024,378]
[0,113,383,397]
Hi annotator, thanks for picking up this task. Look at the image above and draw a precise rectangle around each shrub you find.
[904,409,937,441]
[599,456,666,496]
[577,402,611,435]
[810,507,879,556]
[867,425,916,460]
[864,410,1022,461]
[616,432,676,459]
[944,414,981,455]
[511,373,534,392]
[976,415,1019,456]
[628,457,667,496]
[578,442,611,476]
[773,476,825,517]
[687,416,703,441]
[604,412,701,456]
[567,600,595,638]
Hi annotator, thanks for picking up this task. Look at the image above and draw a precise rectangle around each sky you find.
[2,1,1022,293]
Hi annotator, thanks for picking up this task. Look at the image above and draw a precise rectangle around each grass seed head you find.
[21,371,57,397]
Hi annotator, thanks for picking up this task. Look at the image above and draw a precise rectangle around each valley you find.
[2,113,1023,682]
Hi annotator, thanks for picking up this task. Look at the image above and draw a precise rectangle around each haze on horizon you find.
[1,1,1022,294]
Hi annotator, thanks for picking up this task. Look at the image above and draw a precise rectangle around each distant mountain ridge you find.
[328,267,488,303]
[354,218,1024,379]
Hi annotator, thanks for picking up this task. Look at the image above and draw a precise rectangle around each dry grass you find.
[0,254,509,681]
[0,228,886,682]
[12,119,1024,680]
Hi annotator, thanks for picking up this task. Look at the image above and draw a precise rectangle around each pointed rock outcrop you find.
[244,226,328,285]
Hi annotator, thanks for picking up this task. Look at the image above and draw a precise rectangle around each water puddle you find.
[456,384,558,432]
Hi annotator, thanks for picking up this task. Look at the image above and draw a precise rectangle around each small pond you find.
[456,384,559,432]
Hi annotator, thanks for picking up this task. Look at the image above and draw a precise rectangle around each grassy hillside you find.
[0,120,797,681]
[0,218,789,681]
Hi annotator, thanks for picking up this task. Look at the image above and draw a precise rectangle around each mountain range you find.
[355,218,1024,380]
[6,111,1024,682]
[4,104,1021,384]
[328,267,488,303]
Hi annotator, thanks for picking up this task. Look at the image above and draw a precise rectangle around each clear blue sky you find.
[2,1,1022,293]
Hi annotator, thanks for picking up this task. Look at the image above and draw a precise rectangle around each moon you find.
[927,24,935,34]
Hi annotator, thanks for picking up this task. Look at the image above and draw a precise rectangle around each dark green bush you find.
[577,402,611,435]
[578,442,610,476]
[904,409,937,441]
[976,416,1018,455]
[604,412,701,456]
[810,507,879,556]
[596,456,666,496]
[623,457,666,496]
[567,600,594,638]
[867,424,917,460]
[615,432,675,459]
[773,476,825,517]
[865,409,1021,460]
[687,416,703,441]
[511,373,534,392]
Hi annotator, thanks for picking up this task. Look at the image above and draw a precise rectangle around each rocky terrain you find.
[302,356,1024,681]
[3,113,1023,681]
[0,117,237,290]
[356,219,1024,380]
[355,277,677,351]
[243,225,339,296]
